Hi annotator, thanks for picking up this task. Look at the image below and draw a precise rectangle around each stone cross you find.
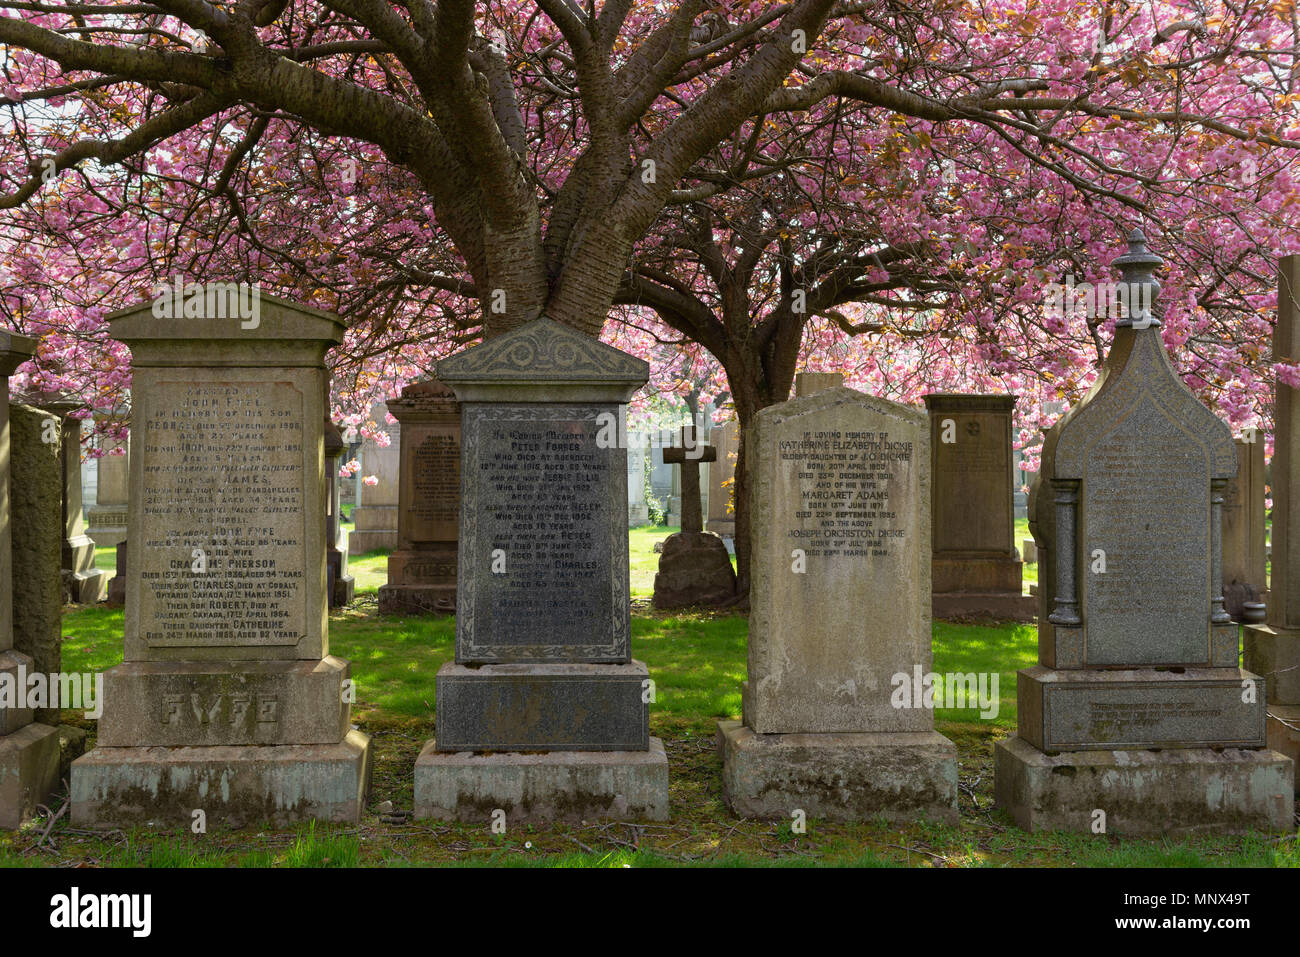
[663,425,715,534]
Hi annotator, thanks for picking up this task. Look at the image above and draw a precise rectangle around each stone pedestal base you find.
[1265,704,1300,788]
[993,734,1294,834]
[705,519,735,538]
[434,661,649,751]
[86,505,128,547]
[932,555,1023,593]
[716,719,958,823]
[63,568,107,605]
[377,583,455,616]
[0,722,61,829]
[95,657,354,747]
[414,737,669,823]
[651,531,736,609]
[1018,665,1266,751]
[1244,624,1300,702]
[70,729,373,827]
[931,591,1036,622]
[349,506,397,552]
[0,650,36,735]
[332,574,355,607]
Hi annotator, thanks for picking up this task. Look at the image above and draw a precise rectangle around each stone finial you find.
[1112,228,1163,328]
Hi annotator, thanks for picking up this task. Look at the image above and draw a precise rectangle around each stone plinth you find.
[414,738,668,823]
[415,317,668,823]
[378,379,459,616]
[718,721,957,823]
[924,394,1034,622]
[994,735,1293,834]
[71,291,372,827]
[997,232,1292,830]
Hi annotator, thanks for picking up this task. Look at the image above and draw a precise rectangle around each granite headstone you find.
[996,231,1292,833]
[414,317,668,822]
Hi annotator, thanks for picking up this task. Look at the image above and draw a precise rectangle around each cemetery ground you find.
[1,524,1294,868]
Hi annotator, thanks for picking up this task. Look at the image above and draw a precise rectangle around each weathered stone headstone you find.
[37,398,107,604]
[924,394,1035,621]
[0,334,61,829]
[718,378,958,822]
[349,404,400,552]
[106,540,127,608]
[705,419,738,539]
[996,231,1292,833]
[86,415,128,547]
[378,379,460,615]
[415,317,668,822]
[1244,254,1300,785]
[324,418,355,607]
[71,293,372,826]
[1222,437,1267,620]
[10,404,64,729]
[627,441,648,526]
[652,425,736,609]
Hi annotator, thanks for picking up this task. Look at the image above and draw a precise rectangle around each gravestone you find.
[415,317,668,822]
[705,419,738,539]
[1222,437,1267,621]
[349,405,400,552]
[87,415,129,547]
[10,404,64,728]
[0,335,61,829]
[996,231,1292,833]
[1244,254,1300,785]
[324,419,355,607]
[718,373,958,822]
[107,540,127,607]
[652,425,736,609]
[924,394,1035,621]
[71,292,372,826]
[627,441,648,526]
[37,398,107,604]
[378,379,460,615]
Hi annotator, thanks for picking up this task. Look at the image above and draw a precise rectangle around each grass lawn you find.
[20,527,1296,868]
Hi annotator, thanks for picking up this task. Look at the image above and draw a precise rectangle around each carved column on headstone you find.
[1047,480,1081,627]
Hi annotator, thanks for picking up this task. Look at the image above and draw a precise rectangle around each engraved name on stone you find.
[779,429,912,558]
[139,382,306,648]
[477,412,612,639]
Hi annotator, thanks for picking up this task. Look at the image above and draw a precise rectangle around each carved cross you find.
[663,425,716,534]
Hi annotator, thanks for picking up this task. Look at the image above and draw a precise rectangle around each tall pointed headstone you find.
[415,317,668,822]
[72,292,372,826]
[1244,254,1300,784]
[0,332,61,829]
[996,232,1293,833]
